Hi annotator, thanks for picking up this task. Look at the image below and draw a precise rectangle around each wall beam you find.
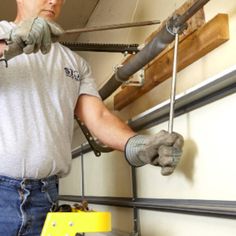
[59,195,236,219]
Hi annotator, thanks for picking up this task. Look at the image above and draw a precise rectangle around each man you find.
[0,0,184,235]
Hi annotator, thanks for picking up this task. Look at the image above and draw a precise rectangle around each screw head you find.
[52,221,57,227]
[69,221,74,227]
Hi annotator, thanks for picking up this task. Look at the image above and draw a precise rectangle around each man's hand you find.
[125,130,184,175]
[0,17,64,61]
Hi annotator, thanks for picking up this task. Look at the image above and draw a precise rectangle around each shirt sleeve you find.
[78,56,101,99]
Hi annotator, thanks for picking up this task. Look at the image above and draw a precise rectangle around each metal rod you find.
[131,167,140,235]
[80,144,85,199]
[80,145,85,236]
[168,33,179,133]
[65,20,161,34]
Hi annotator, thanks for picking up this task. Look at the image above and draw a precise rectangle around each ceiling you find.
[0,0,99,30]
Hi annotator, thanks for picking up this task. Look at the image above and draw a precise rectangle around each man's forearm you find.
[75,95,136,152]
[89,110,136,151]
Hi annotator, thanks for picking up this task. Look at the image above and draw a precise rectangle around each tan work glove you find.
[125,130,184,175]
[0,17,64,61]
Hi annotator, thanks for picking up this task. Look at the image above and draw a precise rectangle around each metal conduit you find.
[99,0,211,100]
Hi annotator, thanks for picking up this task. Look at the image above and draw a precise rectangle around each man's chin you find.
[39,12,56,21]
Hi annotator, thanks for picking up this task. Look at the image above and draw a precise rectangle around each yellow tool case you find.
[41,208,111,236]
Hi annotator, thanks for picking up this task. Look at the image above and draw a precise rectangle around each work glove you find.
[125,130,184,175]
[0,17,64,61]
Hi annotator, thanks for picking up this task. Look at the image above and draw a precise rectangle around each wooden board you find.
[114,14,229,110]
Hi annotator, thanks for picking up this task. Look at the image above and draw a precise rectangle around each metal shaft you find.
[168,33,179,133]
[80,146,86,236]
[80,144,85,199]
[65,20,160,34]
[131,167,140,235]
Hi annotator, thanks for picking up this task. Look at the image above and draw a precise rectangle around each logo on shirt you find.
[64,67,80,81]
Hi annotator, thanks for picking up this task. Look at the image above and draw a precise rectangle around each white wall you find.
[60,0,236,235]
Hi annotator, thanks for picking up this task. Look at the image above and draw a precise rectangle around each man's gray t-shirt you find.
[0,21,100,179]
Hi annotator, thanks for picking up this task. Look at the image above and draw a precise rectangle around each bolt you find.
[69,221,74,227]
[52,221,57,227]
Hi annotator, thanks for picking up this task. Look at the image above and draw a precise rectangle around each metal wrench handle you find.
[168,33,179,133]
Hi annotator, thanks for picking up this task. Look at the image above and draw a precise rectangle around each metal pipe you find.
[65,20,161,34]
[99,25,175,100]
[99,0,210,100]
[168,33,179,133]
